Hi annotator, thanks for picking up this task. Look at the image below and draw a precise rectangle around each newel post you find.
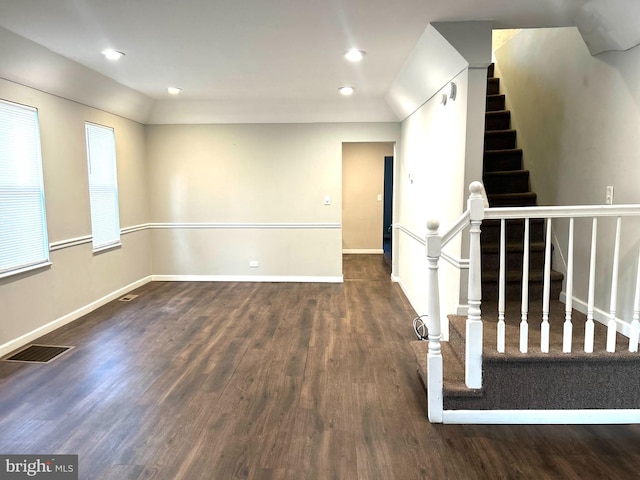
[426,219,443,422]
[466,182,485,389]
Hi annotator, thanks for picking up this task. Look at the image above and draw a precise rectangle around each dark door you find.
[383,156,393,263]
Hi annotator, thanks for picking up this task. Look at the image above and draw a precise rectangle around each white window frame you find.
[85,122,121,252]
[0,99,50,279]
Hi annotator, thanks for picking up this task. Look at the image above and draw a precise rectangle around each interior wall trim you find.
[394,224,426,246]
[149,222,341,230]
[342,249,383,254]
[49,235,93,252]
[49,224,150,252]
[121,223,151,235]
[443,409,640,424]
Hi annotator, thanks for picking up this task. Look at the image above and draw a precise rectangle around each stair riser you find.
[482,220,545,244]
[481,279,563,303]
[483,173,530,194]
[485,131,516,150]
[487,195,537,207]
[487,78,500,95]
[482,251,546,273]
[486,95,505,111]
[485,113,510,131]
[442,314,638,411]
[484,151,523,172]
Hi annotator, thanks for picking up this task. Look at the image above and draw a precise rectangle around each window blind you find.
[85,123,121,251]
[0,99,50,277]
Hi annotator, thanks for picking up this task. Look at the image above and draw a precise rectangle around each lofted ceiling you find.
[0,0,588,123]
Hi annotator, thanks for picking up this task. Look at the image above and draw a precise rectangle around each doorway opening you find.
[341,142,395,276]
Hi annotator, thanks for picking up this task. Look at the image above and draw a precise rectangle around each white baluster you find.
[585,218,597,353]
[563,218,574,353]
[630,248,640,353]
[607,217,622,353]
[497,218,506,353]
[466,182,484,389]
[541,218,552,353]
[520,218,530,353]
[426,219,443,423]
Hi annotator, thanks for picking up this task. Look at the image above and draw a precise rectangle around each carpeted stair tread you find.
[410,340,478,398]
[450,307,634,358]
[440,305,640,410]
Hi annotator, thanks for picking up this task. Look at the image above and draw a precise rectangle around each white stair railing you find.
[422,183,640,422]
[485,205,640,355]
[466,182,484,388]
[425,219,443,422]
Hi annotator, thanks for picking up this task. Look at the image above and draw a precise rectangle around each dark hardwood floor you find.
[1,254,640,479]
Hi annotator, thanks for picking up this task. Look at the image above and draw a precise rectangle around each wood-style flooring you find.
[1,254,640,479]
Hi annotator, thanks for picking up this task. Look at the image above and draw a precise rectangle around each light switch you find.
[324,195,331,205]
[377,194,382,202]
[605,186,614,205]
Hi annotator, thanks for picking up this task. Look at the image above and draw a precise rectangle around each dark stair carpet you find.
[481,63,562,301]
[411,302,640,410]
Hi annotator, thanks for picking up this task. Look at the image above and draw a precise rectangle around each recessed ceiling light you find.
[167,87,182,95]
[344,49,366,62]
[339,86,355,96]
[101,49,125,61]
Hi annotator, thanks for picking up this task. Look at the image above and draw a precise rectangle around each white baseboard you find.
[0,276,152,358]
[443,409,640,424]
[151,274,343,283]
[342,249,383,254]
[560,292,631,338]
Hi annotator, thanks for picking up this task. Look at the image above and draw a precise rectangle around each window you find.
[0,99,50,277]
[85,122,121,251]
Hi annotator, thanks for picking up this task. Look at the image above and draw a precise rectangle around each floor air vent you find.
[3,345,74,364]
[119,294,138,302]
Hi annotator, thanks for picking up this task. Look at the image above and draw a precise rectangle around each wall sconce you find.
[441,82,457,106]
[448,81,457,101]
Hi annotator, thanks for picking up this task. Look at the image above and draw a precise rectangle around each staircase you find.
[410,64,640,421]
[482,63,563,302]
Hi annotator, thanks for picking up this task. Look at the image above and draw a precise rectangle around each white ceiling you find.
[0,0,588,123]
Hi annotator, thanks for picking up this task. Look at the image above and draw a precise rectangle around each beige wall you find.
[342,142,394,252]
[146,123,399,279]
[0,78,151,354]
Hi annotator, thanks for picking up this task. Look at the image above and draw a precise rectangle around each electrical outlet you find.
[605,186,614,205]
[249,260,259,268]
